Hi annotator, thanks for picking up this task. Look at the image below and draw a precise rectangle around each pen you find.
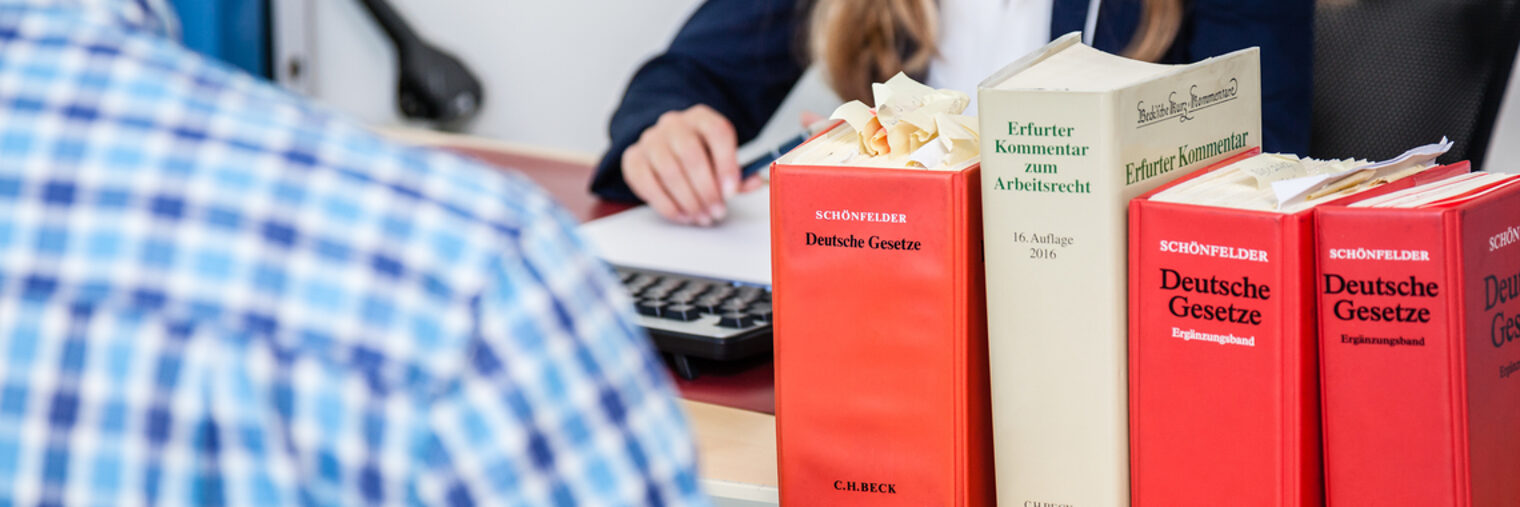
[739,131,810,181]
[739,118,836,181]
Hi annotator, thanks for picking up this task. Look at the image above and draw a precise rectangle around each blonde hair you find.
[809,0,1185,103]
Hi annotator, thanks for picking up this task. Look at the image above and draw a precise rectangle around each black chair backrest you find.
[1312,0,1520,169]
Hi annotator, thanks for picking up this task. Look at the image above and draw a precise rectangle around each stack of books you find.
[1130,147,1470,506]
[766,32,1520,506]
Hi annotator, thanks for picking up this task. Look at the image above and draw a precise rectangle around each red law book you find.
[1316,171,1520,507]
[1128,151,1467,506]
[770,124,993,506]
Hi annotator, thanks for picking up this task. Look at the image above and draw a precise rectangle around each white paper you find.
[1357,137,1453,172]
[578,188,771,286]
[1272,138,1453,209]
[828,72,975,165]
[908,139,948,169]
[1234,154,1307,189]
[1271,174,1336,210]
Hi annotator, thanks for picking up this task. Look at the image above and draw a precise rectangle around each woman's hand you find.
[621,104,740,226]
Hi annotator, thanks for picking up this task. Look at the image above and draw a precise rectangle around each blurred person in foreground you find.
[0,0,705,504]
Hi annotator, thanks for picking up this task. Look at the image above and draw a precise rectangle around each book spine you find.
[980,89,1125,507]
[771,164,987,506]
[1455,193,1520,506]
[1129,202,1320,506]
[1316,207,1462,506]
[980,53,1260,507]
[1282,214,1325,507]
[952,168,994,507]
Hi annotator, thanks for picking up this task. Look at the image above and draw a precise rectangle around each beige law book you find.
[977,32,1261,507]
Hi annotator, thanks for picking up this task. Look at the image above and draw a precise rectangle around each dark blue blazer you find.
[592,0,1312,202]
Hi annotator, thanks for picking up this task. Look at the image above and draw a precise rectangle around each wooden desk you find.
[381,128,631,221]
[683,400,779,504]
[384,128,780,505]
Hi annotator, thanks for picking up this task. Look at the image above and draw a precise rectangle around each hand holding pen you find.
[621,104,765,226]
[622,106,823,226]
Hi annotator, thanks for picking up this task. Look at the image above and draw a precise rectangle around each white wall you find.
[275,0,840,160]
[1487,50,1520,173]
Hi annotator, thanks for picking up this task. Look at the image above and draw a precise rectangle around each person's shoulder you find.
[95,29,587,375]
[135,36,563,243]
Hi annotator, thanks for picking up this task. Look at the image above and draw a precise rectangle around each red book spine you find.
[1318,185,1520,506]
[1126,158,1467,507]
[770,161,992,506]
[1129,199,1322,506]
[1316,206,1462,505]
[1456,191,1520,506]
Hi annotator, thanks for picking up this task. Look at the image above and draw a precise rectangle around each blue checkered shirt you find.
[0,1,705,505]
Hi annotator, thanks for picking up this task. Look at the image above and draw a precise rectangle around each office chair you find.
[1311,0,1520,169]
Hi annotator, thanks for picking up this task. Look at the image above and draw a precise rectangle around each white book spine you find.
[979,48,1261,507]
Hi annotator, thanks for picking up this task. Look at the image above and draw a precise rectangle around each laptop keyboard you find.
[614,266,772,379]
